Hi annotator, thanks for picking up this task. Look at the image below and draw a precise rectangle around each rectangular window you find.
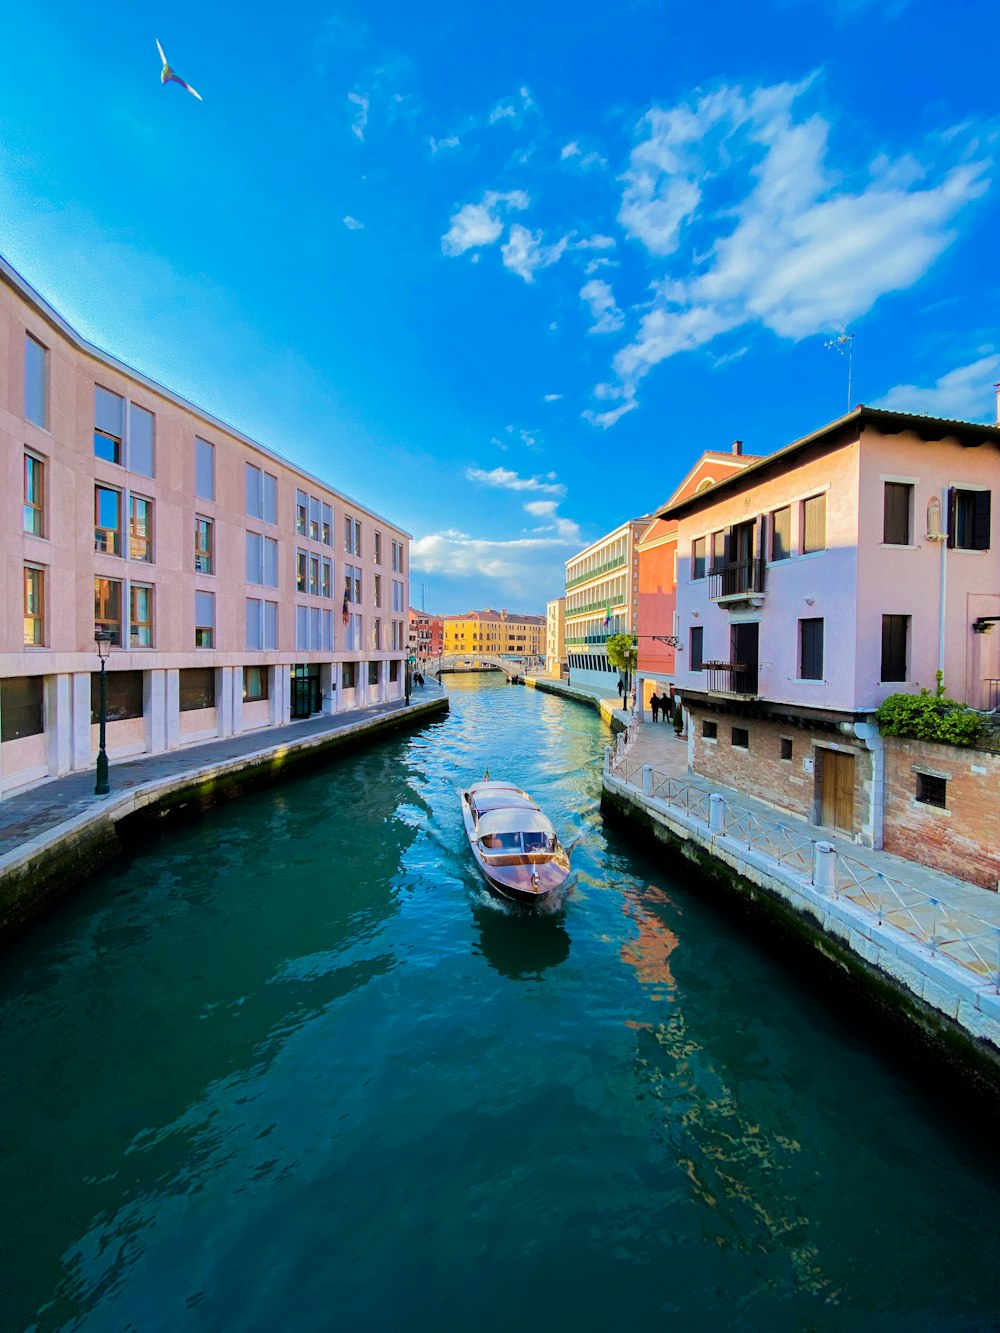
[265,600,278,650]
[799,617,824,680]
[95,485,122,555]
[309,496,321,541]
[246,463,263,519]
[90,670,143,724]
[690,625,704,672]
[883,482,913,546]
[195,517,214,574]
[801,493,826,554]
[881,614,909,683]
[321,558,332,598]
[390,660,400,683]
[321,608,332,651]
[770,506,791,562]
[23,453,44,536]
[130,405,155,478]
[368,661,380,686]
[25,334,48,428]
[130,496,153,562]
[916,772,947,809]
[345,565,361,603]
[296,549,307,593]
[23,564,44,646]
[374,531,382,565]
[948,488,991,551]
[691,537,707,580]
[391,539,403,573]
[392,580,405,613]
[246,531,263,585]
[342,661,357,689]
[179,667,215,712]
[94,386,124,464]
[195,438,215,500]
[702,719,717,739]
[309,555,320,596]
[246,597,263,650]
[263,472,277,525]
[296,490,308,536]
[1,676,43,742]
[731,727,749,749]
[345,516,362,556]
[780,737,793,761]
[375,574,382,608]
[244,666,269,702]
[346,612,362,652]
[130,584,153,647]
[321,503,332,546]
[711,530,726,573]
[374,617,382,650]
[94,577,123,645]
[195,590,215,648]
[264,537,278,588]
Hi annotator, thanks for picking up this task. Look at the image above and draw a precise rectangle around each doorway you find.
[819,749,854,834]
[730,622,759,696]
[290,665,321,719]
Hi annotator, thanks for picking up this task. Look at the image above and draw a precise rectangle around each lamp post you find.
[405,654,414,705]
[94,630,112,796]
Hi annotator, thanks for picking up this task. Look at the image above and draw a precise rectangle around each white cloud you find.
[561,142,580,160]
[441,189,529,256]
[573,234,616,251]
[501,224,569,283]
[465,466,565,497]
[524,500,557,517]
[348,91,369,142]
[410,530,575,586]
[429,134,461,155]
[342,215,365,230]
[580,278,625,334]
[588,77,991,425]
[872,353,1000,421]
[543,393,562,402]
[489,86,535,126]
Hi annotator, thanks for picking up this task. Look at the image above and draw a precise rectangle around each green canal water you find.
[1,674,998,1332]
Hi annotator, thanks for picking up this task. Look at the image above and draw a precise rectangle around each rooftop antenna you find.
[421,582,426,611]
[824,328,855,413]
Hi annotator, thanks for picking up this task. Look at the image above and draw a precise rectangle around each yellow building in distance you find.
[441,609,545,662]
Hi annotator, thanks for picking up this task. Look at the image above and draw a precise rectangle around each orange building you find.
[636,444,759,713]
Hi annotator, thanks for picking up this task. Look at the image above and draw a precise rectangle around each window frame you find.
[94,576,124,646]
[689,625,704,672]
[195,590,216,649]
[24,333,48,429]
[94,484,123,556]
[770,506,791,562]
[798,617,824,681]
[883,481,914,547]
[880,613,909,683]
[195,516,214,574]
[948,487,991,552]
[23,452,45,537]
[129,583,154,648]
[801,493,827,555]
[23,563,45,647]
[129,494,154,563]
[195,437,215,501]
[915,772,948,809]
[691,537,707,580]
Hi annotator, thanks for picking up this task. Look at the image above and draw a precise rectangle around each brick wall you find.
[883,737,1000,891]
[687,706,873,840]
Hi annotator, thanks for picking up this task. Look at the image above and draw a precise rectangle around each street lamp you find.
[94,630,112,796]
[405,654,414,706]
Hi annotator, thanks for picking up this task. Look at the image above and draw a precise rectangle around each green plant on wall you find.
[875,687,985,748]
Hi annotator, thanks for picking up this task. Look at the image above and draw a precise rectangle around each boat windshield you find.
[480,830,554,854]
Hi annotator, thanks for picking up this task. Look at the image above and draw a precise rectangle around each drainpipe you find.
[937,485,948,683]
[851,719,884,850]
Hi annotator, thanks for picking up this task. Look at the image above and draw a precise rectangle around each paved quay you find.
[605,716,1000,1058]
[0,683,448,933]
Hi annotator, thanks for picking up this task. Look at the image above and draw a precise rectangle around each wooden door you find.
[820,750,854,834]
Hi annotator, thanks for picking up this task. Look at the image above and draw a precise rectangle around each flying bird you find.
[156,39,202,101]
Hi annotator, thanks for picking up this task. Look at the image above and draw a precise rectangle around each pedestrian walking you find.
[650,693,660,723]
[617,679,625,703]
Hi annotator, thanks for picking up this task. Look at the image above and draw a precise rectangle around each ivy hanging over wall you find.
[875,675,986,749]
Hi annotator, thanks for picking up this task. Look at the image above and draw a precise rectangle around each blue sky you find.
[1,0,997,613]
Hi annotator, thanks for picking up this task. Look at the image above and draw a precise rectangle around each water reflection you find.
[471,899,572,980]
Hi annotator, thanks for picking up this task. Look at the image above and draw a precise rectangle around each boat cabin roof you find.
[476,808,554,838]
[470,786,537,815]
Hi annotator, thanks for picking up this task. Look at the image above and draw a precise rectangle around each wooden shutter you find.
[973,490,991,551]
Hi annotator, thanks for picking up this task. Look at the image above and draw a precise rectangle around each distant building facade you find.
[408,608,439,663]
[1,254,409,797]
[441,609,544,661]
[545,597,566,677]
[565,518,649,693]
[665,405,1000,880]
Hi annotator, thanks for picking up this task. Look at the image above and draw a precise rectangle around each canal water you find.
[1,675,998,1332]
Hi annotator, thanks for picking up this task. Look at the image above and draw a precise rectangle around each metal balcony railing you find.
[565,556,627,591]
[702,660,759,697]
[707,558,766,601]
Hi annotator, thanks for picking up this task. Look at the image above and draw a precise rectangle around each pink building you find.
[1,255,410,796]
[663,405,1000,860]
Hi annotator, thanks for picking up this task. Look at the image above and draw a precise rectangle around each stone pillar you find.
[641,764,652,795]
[45,673,73,776]
[604,745,613,774]
[813,842,837,894]
[635,673,645,725]
[709,792,725,834]
[217,667,235,738]
[320,663,336,715]
[231,668,244,737]
[71,671,92,771]
[165,669,180,750]
[145,669,166,755]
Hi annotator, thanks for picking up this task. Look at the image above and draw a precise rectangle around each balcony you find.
[707,558,766,603]
[702,660,759,698]
[565,556,626,591]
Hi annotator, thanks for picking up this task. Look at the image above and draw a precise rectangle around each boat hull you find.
[460,783,571,910]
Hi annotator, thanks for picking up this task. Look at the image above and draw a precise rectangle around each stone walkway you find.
[619,720,1000,932]
[0,683,447,861]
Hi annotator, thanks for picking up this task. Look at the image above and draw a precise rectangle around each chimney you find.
[732,440,743,456]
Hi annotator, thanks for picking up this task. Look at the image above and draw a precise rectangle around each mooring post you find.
[641,764,652,796]
[709,792,725,834]
[813,842,837,895]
